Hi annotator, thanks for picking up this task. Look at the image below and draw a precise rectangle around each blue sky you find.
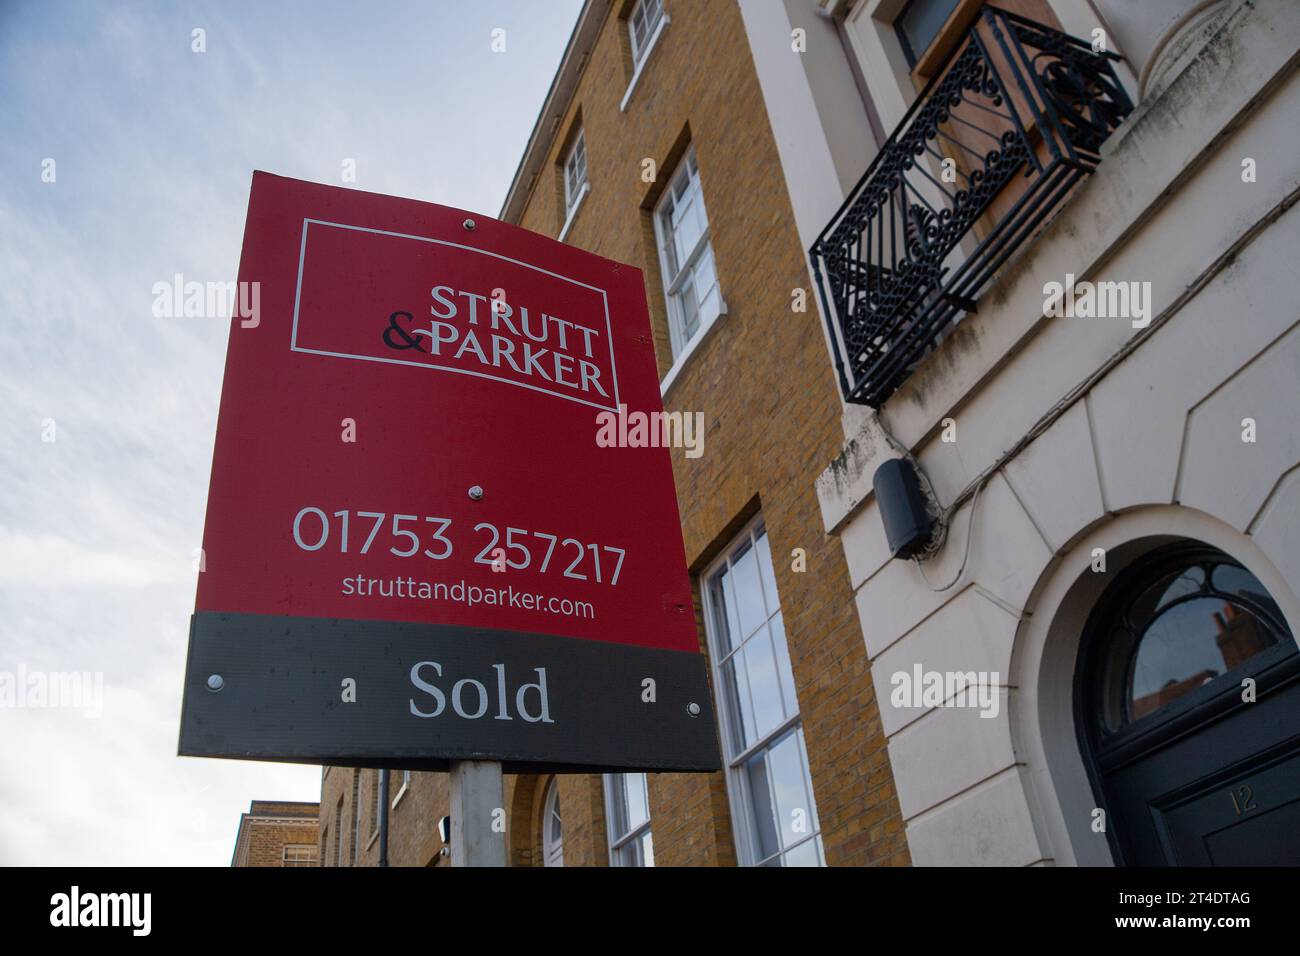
[0,0,581,866]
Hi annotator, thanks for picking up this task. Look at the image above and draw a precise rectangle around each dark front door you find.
[1077,542,1300,866]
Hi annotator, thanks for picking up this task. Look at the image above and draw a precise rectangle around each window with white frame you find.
[542,777,564,867]
[391,769,411,809]
[283,844,318,867]
[654,147,722,360]
[349,771,361,865]
[333,797,343,867]
[629,0,664,68]
[604,773,654,866]
[704,518,823,866]
[563,128,588,217]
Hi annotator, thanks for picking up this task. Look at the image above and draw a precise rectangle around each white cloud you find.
[0,526,191,589]
[0,0,581,865]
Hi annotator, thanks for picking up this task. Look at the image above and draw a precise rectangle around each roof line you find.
[498,0,609,224]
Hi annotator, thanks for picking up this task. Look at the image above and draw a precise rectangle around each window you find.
[621,0,669,110]
[392,769,411,809]
[629,0,664,68]
[333,797,343,867]
[283,844,318,867]
[654,148,722,361]
[349,771,361,865]
[370,771,383,838]
[704,518,823,866]
[542,777,564,867]
[894,0,963,67]
[564,128,587,217]
[604,773,654,866]
[1089,545,1291,734]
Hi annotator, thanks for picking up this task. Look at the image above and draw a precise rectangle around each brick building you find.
[320,0,1300,867]
[319,0,908,868]
[231,800,320,867]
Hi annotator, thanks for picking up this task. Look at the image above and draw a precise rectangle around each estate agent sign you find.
[179,172,719,772]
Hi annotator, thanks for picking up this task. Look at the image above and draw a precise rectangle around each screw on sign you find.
[178,173,719,791]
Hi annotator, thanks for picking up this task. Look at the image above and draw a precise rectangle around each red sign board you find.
[179,172,718,771]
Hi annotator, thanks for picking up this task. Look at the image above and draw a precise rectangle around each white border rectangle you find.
[290,218,622,412]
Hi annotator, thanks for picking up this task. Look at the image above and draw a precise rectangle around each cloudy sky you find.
[0,0,581,866]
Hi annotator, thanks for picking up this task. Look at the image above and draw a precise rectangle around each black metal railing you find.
[810,6,1133,407]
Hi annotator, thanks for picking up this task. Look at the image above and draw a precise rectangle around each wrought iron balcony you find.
[810,6,1133,407]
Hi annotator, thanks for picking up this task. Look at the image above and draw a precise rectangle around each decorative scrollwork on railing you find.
[810,6,1133,407]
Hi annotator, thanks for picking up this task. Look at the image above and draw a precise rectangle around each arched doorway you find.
[1075,540,1300,864]
[541,777,564,867]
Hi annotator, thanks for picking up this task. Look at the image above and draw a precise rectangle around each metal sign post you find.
[449,760,506,866]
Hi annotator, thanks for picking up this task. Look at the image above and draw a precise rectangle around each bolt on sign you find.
[179,172,719,772]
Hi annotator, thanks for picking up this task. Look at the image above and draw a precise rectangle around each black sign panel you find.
[178,612,720,772]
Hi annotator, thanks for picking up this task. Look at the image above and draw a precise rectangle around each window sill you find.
[620,15,670,113]
[660,301,727,399]
[558,183,589,242]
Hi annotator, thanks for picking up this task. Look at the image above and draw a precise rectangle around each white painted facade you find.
[739,0,1300,864]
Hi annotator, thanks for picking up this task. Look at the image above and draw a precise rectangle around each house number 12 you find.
[1229,785,1257,816]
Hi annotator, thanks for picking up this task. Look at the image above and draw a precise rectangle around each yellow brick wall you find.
[233,803,319,867]
[508,0,909,867]
[318,0,909,868]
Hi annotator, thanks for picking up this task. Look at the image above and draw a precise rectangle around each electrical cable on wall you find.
[914,476,986,592]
